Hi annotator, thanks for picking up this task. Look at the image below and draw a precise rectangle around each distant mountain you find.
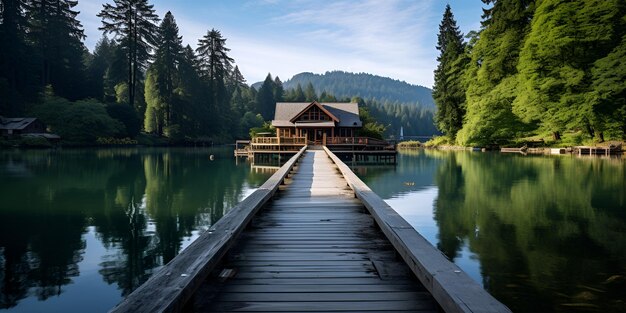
[254,71,435,109]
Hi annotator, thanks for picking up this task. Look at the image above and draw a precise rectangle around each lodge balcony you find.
[248,136,395,153]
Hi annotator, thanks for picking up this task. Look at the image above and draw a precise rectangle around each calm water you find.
[355,150,626,313]
[0,147,272,313]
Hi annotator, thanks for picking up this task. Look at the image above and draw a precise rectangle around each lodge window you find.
[297,106,333,121]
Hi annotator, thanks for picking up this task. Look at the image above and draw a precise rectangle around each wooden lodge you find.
[239,101,396,164]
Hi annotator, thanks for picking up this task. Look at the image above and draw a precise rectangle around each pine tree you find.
[293,83,305,102]
[304,82,317,102]
[196,28,234,132]
[432,5,468,139]
[144,11,183,136]
[86,36,116,101]
[98,0,159,109]
[0,0,33,115]
[256,73,275,120]
[177,45,206,136]
[27,0,87,100]
[273,76,284,102]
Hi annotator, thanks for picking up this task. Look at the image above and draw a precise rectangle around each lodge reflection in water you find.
[357,150,626,313]
[0,148,272,311]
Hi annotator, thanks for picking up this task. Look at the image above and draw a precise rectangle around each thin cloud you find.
[76,0,479,87]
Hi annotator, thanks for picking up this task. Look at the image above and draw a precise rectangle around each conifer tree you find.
[293,83,305,102]
[514,0,624,140]
[256,73,275,120]
[432,4,467,139]
[304,82,317,102]
[144,11,183,136]
[457,0,534,145]
[0,0,32,115]
[27,0,87,100]
[98,0,160,109]
[273,76,284,102]
[196,29,234,132]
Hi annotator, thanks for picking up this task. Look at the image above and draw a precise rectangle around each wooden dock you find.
[110,147,510,313]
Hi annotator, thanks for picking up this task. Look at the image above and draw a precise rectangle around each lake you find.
[355,149,626,313]
[0,147,272,313]
[1,148,624,312]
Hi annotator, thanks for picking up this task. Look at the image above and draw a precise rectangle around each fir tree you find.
[98,0,160,109]
[432,4,467,139]
[27,0,87,100]
[293,83,305,102]
[273,76,284,102]
[304,82,317,102]
[256,73,275,120]
[144,11,183,136]
[0,0,33,115]
[196,28,234,132]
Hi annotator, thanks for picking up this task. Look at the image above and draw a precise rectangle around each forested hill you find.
[255,71,435,109]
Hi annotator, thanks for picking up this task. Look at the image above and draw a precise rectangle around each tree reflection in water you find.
[358,150,626,312]
[0,148,271,309]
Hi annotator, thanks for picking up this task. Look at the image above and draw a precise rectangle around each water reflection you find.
[0,148,272,311]
[358,150,626,312]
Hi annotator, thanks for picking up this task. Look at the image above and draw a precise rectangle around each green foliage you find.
[433,5,468,139]
[256,74,274,120]
[249,122,275,138]
[356,107,386,140]
[281,71,434,109]
[304,82,317,102]
[239,112,264,138]
[33,96,124,144]
[96,137,138,145]
[423,135,453,147]
[98,0,160,107]
[115,83,129,104]
[106,104,141,138]
[364,99,438,137]
[514,0,623,140]
[458,0,534,146]
[18,136,53,148]
[397,140,421,148]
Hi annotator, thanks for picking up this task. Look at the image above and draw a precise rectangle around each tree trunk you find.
[584,121,595,138]
[552,131,561,141]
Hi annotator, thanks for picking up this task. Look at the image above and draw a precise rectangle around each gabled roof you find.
[289,101,339,123]
[0,117,38,130]
[272,102,362,128]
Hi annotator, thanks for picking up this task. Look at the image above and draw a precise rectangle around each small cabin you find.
[0,116,46,136]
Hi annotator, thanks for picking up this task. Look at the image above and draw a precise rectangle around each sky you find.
[75,0,485,88]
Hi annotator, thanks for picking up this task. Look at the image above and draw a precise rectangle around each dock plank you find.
[187,151,439,312]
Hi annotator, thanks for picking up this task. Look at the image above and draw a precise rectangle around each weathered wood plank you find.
[109,147,307,313]
[207,300,434,312]
[323,147,511,313]
[214,292,429,302]
[219,284,424,293]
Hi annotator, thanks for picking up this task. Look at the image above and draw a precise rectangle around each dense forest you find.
[0,0,438,145]
[257,71,435,109]
[434,1,626,146]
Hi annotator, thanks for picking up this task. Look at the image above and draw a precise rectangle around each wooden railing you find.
[326,136,388,146]
[251,137,307,145]
[322,146,511,313]
[110,147,307,313]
